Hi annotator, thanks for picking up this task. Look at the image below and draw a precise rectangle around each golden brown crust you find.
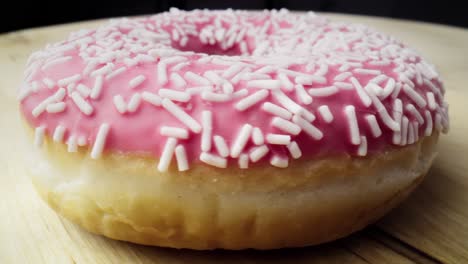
[25,126,439,249]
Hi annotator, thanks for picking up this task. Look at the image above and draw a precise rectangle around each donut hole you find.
[171,35,246,56]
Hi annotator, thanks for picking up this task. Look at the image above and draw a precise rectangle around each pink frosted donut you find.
[20,9,448,249]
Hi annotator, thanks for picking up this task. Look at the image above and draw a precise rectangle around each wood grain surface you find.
[1,13,467,264]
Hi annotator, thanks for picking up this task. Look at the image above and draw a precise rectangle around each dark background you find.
[1,0,466,33]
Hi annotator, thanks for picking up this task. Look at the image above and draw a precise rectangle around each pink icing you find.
[19,9,449,170]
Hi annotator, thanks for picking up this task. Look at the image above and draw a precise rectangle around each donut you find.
[19,9,449,249]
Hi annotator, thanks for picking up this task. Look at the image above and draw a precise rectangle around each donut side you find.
[26,125,438,249]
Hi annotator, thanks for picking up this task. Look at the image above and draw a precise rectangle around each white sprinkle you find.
[162,98,201,133]
[406,104,424,124]
[381,78,395,98]
[354,68,381,75]
[157,62,168,85]
[295,84,313,105]
[266,133,291,145]
[403,84,426,108]
[315,63,329,76]
[201,111,212,152]
[308,86,338,97]
[270,155,288,168]
[170,73,187,89]
[203,71,224,85]
[278,73,294,91]
[18,86,31,101]
[43,78,55,89]
[435,113,443,131]
[230,124,253,158]
[58,74,81,87]
[240,41,248,54]
[287,141,302,159]
[158,89,191,102]
[158,137,178,172]
[253,41,269,56]
[272,90,315,121]
[172,29,180,41]
[77,136,87,146]
[367,91,400,131]
[123,58,137,67]
[91,63,113,77]
[339,64,350,72]
[344,105,361,145]
[262,102,292,120]
[295,75,327,85]
[136,54,156,64]
[91,123,110,159]
[246,80,281,90]
[128,75,146,89]
[369,74,387,84]
[161,56,187,66]
[334,72,352,82]
[222,82,234,94]
[233,88,249,98]
[369,60,391,66]
[200,152,227,168]
[46,102,66,113]
[235,89,269,111]
[424,110,433,136]
[292,115,323,140]
[160,126,189,139]
[31,81,40,92]
[71,91,93,115]
[391,82,402,99]
[365,82,384,97]
[214,135,229,157]
[222,63,244,79]
[427,92,437,110]
[67,135,78,152]
[365,114,382,138]
[113,95,127,114]
[357,136,367,156]
[90,75,104,99]
[231,68,250,84]
[272,117,301,135]
[127,93,141,112]
[334,82,354,90]
[238,154,249,169]
[186,86,212,95]
[67,83,76,94]
[185,71,211,85]
[34,126,46,147]
[175,145,189,171]
[252,127,264,145]
[201,91,231,102]
[83,60,99,76]
[393,99,403,136]
[141,91,162,106]
[53,125,66,142]
[350,77,371,107]
[41,56,72,70]
[249,145,269,162]
[180,36,188,47]
[32,88,66,117]
[172,62,190,71]
[105,66,127,80]
[318,105,334,123]
[76,84,91,97]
